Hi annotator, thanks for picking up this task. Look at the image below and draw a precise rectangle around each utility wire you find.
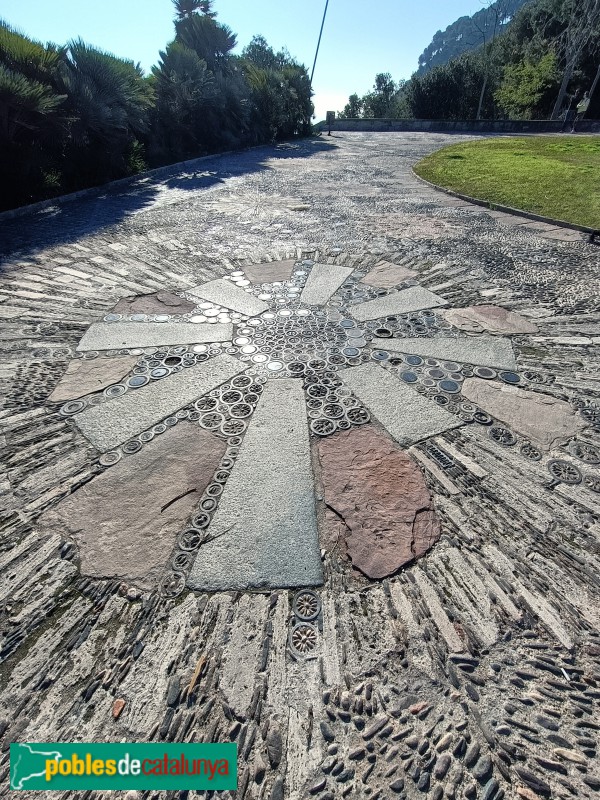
[310,0,330,84]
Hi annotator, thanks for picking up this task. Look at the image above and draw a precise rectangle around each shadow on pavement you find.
[0,138,337,266]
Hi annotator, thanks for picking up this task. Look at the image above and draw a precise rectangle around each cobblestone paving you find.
[1,133,600,800]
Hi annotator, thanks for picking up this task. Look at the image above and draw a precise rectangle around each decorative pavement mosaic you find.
[1,133,600,800]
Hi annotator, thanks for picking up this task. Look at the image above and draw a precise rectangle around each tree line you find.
[0,0,313,211]
[339,0,600,122]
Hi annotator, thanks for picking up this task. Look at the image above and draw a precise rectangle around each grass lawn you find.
[414,136,600,229]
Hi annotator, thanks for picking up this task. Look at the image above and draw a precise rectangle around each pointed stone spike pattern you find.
[242,259,296,284]
[351,286,448,322]
[113,291,197,315]
[443,304,539,334]
[188,278,269,317]
[462,378,586,450]
[359,260,417,288]
[74,353,245,451]
[49,356,139,402]
[342,363,463,445]
[187,379,323,591]
[298,264,354,306]
[369,335,517,370]
[76,322,233,351]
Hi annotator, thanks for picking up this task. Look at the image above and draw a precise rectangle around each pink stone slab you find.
[443,305,539,335]
[48,356,139,402]
[360,260,417,289]
[462,378,586,450]
[37,423,226,589]
[242,260,295,284]
[318,426,440,579]
[113,291,196,315]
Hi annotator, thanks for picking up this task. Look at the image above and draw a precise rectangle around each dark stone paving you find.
[1,133,600,800]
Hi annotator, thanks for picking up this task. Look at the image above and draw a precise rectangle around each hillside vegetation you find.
[417,0,529,74]
[339,0,600,123]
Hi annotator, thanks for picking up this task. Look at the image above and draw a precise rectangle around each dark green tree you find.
[495,51,560,116]
[0,21,68,207]
[242,35,278,70]
[173,0,216,20]
[0,2,318,210]
[494,0,600,117]
[175,13,237,72]
[472,0,516,118]
[58,40,153,188]
[417,0,530,74]
[279,61,313,135]
[388,81,412,117]
[0,22,66,145]
[549,0,600,117]
[338,77,412,119]
[338,93,363,118]
[152,5,251,159]
[150,41,216,159]
[242,39,313,141]
[362,73,397,117]
[407,54,492,119]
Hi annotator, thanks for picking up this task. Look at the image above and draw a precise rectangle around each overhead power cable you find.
[311,0,330,84]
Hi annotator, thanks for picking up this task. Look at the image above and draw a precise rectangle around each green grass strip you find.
[414,136,600,229]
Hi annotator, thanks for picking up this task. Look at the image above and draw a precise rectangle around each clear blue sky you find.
[3,0,484,120]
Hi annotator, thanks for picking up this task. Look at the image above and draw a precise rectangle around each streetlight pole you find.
[311,0,330,85]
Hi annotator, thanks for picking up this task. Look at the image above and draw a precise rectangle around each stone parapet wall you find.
[321,117,600,133]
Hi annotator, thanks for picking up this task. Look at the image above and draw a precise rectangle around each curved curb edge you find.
[411,167,599,243]
[0,143,277,225]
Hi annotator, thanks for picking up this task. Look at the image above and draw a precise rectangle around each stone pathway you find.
[1,133,600,800]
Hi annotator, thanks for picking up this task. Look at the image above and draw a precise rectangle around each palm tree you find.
[0,20,69,208]
[151,40,216,158]
[173,0,216,20]
[61,40,152,140]
[0,20,66,144]
[175,14,237,72]
[57,40,153,184]
[174,0,200,20]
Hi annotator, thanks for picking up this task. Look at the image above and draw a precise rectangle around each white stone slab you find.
[188,279,268,317]
[369,335,517,370]
[342,363,462,445]
[299,264,354,306]
[74,353,244,451]
[351,286,448,322]
[187,380,323,591]
[77,322,233,351]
